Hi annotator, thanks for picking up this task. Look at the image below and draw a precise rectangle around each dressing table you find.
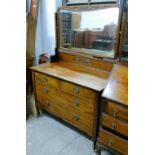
[30,1,125,143]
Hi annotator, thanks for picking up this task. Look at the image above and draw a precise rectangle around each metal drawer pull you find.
[111,122,116,130]
[107,139,113,146]
[73,99,79,107]
[43,76,48,82]
[73,115,79,121]
[113,109,117,117]
[43,87,48,93]
[73,87,79,94]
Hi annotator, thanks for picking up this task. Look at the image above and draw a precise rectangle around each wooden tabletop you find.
[30,61,111,91]
[102,61,128,106]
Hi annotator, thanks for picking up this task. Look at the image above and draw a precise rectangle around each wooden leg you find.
[93,141,96,152]
[36,108,43,117]
[93,141,101,155]
[96,150,101,155]
[95,146,101,155]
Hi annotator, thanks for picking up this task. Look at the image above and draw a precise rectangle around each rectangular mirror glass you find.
[59,6,120,58]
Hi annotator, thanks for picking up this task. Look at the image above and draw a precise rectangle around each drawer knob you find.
[73,99,79,107]
[43,76,48,82]
[113,109,117,117]
[73,87,79,94]
[107,139,113,146]
[111,122,116,130]
[73,115,79,121]
[43,87,48,93]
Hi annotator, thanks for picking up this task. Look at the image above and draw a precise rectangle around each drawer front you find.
[35,84,95,119]
[61,81,98,100]
[98,129,128,155]
[35,85,94,137]
[35,72,61,89]
[101,113,128,137]
[105,101,128,122]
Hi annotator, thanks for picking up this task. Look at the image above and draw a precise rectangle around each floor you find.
[26,113,113,155]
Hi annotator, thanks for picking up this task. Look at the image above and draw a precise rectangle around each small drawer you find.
[105,101,128,122]
[101,113,128,137]
[98,128,128,155]
[35,72,60,89]
[61,81,98,100]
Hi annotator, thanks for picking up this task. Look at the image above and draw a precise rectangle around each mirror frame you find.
[56,4,122,60]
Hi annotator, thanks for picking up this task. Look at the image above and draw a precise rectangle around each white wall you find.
[35,0,62,64]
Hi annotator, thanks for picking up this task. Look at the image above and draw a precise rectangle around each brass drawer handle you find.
[73,115,80,121]
[111,122,116,130]
[113,109,117,117]
[107,139,113,146]
[43,87,48,93]
[73,87,79,94]
[43,76,48,82]
[73,99,79,107]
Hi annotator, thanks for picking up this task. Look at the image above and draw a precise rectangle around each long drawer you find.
[36,95,93,136]
[101,113,128,137]
[35,84,94,137]
[98,128,128,155]
[35,84,95,117]
[105,101,128,122]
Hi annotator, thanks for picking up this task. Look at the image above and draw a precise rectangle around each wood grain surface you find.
[102,61,128,106]
[30,61,110,91]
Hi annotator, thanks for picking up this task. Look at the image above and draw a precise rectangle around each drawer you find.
[98,128,128,155]
[36,84,94,117]
[52,88,95,115]
[35,85,94,137]
[37,95,93,137]
[61,81,98,100]
[101,113,128,137]
[35,72,61,89]
[105,101,128,122]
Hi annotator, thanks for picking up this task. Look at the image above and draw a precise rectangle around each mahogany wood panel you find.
[58,52,113,72]
[98,128,128,155]
[30,61,110,91]
[101,113,128,137]
[102,61,128,106]
[105,100,128,122]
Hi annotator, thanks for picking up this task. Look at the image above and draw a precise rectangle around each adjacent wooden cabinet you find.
[96,62,128,155]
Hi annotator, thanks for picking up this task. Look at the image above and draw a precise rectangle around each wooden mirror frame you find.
[55,4,123,61]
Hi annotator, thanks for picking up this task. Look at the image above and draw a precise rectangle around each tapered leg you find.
[36,108,43,117]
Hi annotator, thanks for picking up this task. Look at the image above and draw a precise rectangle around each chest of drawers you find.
[98,100,128,154]
[95,62,128,155]
[30,56,112,139]
[33,71,98,137]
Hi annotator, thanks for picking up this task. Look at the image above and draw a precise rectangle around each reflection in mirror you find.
[59,7,119,58]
